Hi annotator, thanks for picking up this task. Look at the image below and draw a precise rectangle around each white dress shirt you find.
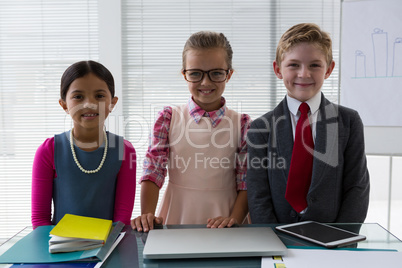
[286,91,321,214]
[286,91,321,144]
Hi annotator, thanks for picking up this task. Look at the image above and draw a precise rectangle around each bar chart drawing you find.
[355,50,366,78]
[353,28,401,78]
[392,38,402,77]
[341,0,402,127]
[372,28,388,77]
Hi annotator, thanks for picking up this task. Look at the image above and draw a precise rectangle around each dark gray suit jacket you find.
[246,93,370,223]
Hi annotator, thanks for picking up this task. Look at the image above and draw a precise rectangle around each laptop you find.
[142,227,287,259]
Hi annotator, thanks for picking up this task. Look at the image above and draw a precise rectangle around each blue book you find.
[0,222,124,264]
[10,264,96,267]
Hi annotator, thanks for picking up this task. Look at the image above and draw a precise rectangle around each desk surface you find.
[1,223,401,268]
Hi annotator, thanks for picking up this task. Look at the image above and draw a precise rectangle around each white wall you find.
[365,155,402,239]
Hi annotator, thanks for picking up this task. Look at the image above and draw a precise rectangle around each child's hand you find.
[207,216,237,228]
[130,213,163,232]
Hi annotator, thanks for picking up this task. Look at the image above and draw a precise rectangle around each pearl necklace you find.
[70,128,108,174]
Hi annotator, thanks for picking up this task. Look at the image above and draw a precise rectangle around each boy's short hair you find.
[275,23,333,67]
[182,31,233,70]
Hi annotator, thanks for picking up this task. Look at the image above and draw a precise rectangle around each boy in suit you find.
[246,23,370,223]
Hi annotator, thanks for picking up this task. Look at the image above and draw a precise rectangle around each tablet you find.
[275,221,366,248]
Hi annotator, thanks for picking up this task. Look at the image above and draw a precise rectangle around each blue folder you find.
[10,264,96,267]
[0,222,124,264]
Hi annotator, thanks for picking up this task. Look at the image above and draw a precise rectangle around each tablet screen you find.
[281,222,357,243]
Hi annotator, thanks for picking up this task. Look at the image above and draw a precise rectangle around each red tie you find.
[286,102,314,213]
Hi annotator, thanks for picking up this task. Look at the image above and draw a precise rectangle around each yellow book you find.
[49,214,112,253]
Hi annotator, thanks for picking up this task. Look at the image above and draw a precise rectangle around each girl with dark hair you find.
[31,60,136,227]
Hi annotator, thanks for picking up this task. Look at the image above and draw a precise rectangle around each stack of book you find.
[49,214,112,253]
[0,215,125,264]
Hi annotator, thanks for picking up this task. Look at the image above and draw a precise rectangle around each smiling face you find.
[59,72,118,133]
[183,48,233,112]
[273,42,335,102]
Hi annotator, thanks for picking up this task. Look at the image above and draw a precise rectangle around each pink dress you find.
[157,104,241,224]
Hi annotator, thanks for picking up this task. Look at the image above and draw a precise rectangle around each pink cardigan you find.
[31,137,136,227]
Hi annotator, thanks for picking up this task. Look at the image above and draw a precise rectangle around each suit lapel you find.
[310,94,339,192]
[273,97,293,181]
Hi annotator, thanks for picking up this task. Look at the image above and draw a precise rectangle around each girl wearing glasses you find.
[131,31,251,232]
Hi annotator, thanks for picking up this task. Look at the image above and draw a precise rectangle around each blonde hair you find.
[276,23,333,67]
[182,31,233,70]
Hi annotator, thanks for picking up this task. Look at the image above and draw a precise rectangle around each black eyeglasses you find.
[182,69,230,83]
